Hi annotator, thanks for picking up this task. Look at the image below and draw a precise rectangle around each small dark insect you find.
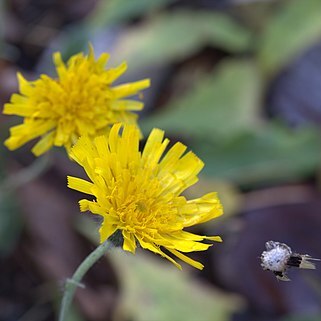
[260,241,320,281]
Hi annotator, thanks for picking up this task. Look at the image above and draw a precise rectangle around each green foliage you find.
[141,58,321,186]
[77,217,243,321]
[195,125,321,185]
[111,249,242,321]
[141,60,261,139]
[56,0,176,62]
[89,0,175,28]
[112,11,253,69]
[258,0,321,76]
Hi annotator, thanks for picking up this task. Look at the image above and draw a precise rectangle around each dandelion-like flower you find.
[67,123,223,270]
[3,46,150,156]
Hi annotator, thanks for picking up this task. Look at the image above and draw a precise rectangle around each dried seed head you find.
[261,241,292,272]
[260,241,320,281]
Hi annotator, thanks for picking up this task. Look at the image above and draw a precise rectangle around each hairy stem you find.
[58,241,113,321]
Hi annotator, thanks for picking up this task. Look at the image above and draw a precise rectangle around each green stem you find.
[58,241,113,321]
[0,153,51,197]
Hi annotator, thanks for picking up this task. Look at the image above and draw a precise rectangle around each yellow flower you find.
[67,123,223,270]
[3,46,150,156]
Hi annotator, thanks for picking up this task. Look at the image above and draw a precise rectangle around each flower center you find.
[111,178,182,234]
[30,62,115,146]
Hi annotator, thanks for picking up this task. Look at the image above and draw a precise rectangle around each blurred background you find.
[1,0,321,320]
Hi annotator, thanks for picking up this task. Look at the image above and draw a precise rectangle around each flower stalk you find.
[58,240,114,321]
[0,153,51,201]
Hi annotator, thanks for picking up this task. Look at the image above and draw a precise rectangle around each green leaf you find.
[258,0,321,76]
[110,250,243,321]
[141,59,261,139]
[112,11,253,69]
[88,0,175,28]
[195,125,321,186]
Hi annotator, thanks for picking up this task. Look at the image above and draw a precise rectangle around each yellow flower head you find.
[3,46,150,156]
[67,123,223,270]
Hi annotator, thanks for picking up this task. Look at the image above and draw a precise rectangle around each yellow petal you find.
[112,79,150,98]
[99,220,117,243]
[111,100,144,111]
[137,236,182,270]
[122,230,136,253]
[3,103,35,116]
[17,73,33,95]
[107,62,127,83]
[205,236,223,242]
[107,123,122,153]
[159,142,187,172]
[141,128,168,166]
[167,248,204,270]
[67,176,94,195]
[32,131,55,156]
